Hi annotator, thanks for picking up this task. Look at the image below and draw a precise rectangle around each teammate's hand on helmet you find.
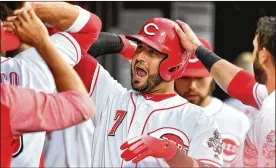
[175,20,202,55]
[5,9,49,48]
[118,35,137,62]
[120,134,177,163]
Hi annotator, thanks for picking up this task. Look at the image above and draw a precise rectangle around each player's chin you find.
[131,79,149,92]
[185,96,200,105]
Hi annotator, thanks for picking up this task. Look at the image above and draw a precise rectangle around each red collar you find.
[141,92,177,102]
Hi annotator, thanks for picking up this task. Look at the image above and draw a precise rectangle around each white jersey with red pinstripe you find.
[204,97,250,167]
[73,56,223,167]
[0,6,97,167]
[224,98,259,124]
[243,90,275,167]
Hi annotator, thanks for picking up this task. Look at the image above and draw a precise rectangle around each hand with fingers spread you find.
[4,9,48,48]
[175,20,202,55]
[120,134,177,164]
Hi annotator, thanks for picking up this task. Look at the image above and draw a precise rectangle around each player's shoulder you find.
[177,96,215,123]
[221,101,249,120]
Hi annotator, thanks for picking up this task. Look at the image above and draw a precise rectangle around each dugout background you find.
[75,1,276,100]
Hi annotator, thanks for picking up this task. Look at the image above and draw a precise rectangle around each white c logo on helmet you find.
[188,58,199,63]
[144,23,159,36]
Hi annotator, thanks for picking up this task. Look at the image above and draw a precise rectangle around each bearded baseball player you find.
[65,17,223,167]
[0,2,101,167]
[174,37,250,167]
[175,17,275,167]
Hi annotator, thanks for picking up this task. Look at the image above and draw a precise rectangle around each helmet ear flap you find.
[168,65,180,73]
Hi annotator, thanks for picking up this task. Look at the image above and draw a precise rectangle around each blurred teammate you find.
[58,18,224,167]
[175,16,275,167]
[1,2,101,167]
[175,37,250,167]
[224,52,259,123]
[1,10,95,167]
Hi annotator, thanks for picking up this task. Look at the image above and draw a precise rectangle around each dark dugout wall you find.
[214,1,276,100]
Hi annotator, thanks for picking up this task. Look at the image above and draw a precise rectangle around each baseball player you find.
[1,13,95,167]
[70,18,223,167]
[224,52,259,124]
[1,2,101,167]
[175,17,275,167]
[174,37,250,167]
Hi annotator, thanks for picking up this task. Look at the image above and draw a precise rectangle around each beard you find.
[176,80,214,106]
[131,69,164,93]
[183,88,210,106]
[253,51,267,85]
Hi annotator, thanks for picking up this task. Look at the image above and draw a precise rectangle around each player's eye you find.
[149,49,159,56]
[137,44,143,51]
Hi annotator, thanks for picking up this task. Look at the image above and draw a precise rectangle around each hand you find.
[175,20,202,55]
[13,2,36,15]
[4,9,49,48]
[119,35,137,62]
[120,134,177,163]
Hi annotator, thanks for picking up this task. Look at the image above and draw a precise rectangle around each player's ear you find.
[259,47,269,64]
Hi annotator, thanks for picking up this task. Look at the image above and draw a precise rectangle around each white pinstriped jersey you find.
[224,98,259,124]
[243,90,275,167]
[204,97,250,167]
[77,57,224,167]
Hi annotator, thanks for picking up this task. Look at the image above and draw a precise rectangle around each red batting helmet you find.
[126,17,191,81]
[182,37,213,78]
[1,21,20,51]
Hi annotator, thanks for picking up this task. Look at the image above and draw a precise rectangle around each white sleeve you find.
[257,115,275,167]
[15,32,81,75]
[45,6,92,66]
[252,83,268,109]
[188,116,224,167]
[243,109,275,167]
[48,32,81,65]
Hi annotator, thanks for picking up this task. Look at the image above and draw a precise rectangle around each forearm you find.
[195,46,259,107]
[10,89,94,136]
[33,2,79,31]
[195,46,243,92]
[88,32,136,60]
[35,38,87,93]
[166,149,198,167]
[89,32,123,57]
[210,60,242,92]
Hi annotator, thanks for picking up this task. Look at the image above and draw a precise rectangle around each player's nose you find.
[189,80,197,90]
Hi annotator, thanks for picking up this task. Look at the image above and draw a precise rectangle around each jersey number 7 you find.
[108,110,127,136]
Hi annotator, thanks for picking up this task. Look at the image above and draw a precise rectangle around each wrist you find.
[163,139,178,161]
[33,37,51,51]
[119,34,136,61]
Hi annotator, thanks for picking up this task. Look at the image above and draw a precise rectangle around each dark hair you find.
[256,16,276,62]
[0,2,21,21]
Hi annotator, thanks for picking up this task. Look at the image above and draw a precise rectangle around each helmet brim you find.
[126,34,168,54]
[1,24,21,51]
[182,68,211,78]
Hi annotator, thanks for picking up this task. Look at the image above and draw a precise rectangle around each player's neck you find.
[148,81,175,95]
[266,67,275,95]
[199,96,212,107]
[0,51,5,57]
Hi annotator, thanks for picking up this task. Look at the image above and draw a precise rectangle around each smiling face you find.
[131,42,167,93]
